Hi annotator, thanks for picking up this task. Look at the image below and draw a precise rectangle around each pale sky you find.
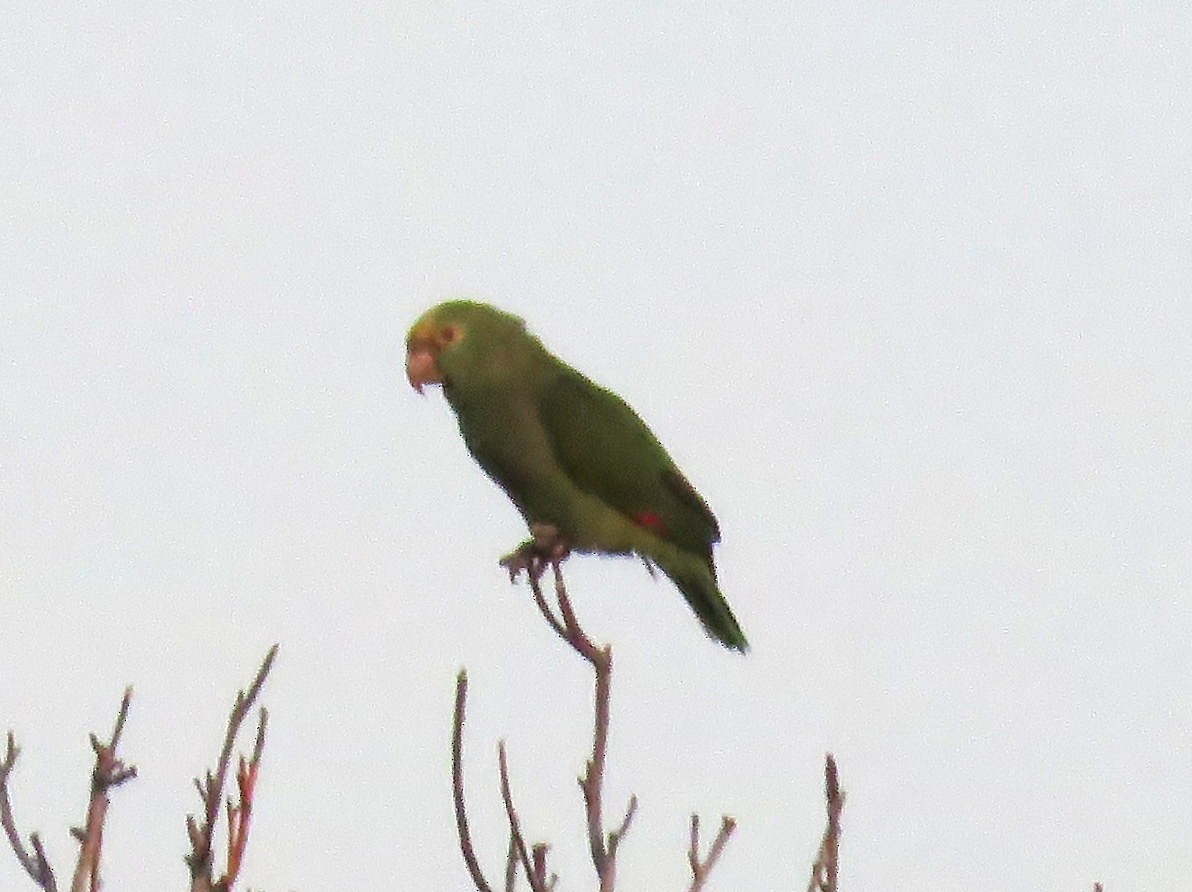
[2,3,1190,891]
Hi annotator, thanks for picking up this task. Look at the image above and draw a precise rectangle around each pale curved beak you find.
[405,346,442,394]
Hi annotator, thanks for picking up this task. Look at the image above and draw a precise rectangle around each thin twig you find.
[186,645,278,892]
[452,670,494,892]
[219,706,267,891]
[497,742,546,892]
[807,754,844,892]
[499,791,554,892]
[530,843,554,891]
[527,575,567,641]
[503,833,518,892]
[1,732,58,891]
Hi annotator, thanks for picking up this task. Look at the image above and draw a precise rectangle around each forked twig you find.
[454,555,732,890]
[687,813,736,891]
[2,688,138,892]
[186,645,277,892]
[70,688,137,892]
[1,732,57,891]
[807,754,844,892]
[497,742,547,892]
[220,708,267,889]
[452,674,562,892]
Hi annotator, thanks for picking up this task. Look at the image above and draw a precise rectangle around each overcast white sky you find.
[2,3,1190,890]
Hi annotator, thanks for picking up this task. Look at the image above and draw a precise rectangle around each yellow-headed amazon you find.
[406,300,748,652]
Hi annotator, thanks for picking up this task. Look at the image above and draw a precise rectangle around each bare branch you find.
[30,835,54,890]
[219,705,267,891]
[503,833,518,892]
[807,754,844,892]
[452,670,495,892]
[526,573,567,641]
[492,553,741,890]
[606,793,637,864]
[70,687,138,892]
[497,742,546,892]
[524,563,636,891]
[687,814,736,892]
[530,843,555,891]
[186,645,277,892]
[3,688,138,892]
[1,732,57,890]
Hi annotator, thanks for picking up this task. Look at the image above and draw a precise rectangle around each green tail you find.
[655,550,749,653]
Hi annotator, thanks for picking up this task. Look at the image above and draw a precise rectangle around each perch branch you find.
[474,550,727,890]
[525,562,638,891]
[806,754,844,892]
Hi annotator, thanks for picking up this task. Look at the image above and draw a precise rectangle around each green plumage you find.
[407,300,748,652]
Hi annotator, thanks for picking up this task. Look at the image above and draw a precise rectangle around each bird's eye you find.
[441,325,459,344]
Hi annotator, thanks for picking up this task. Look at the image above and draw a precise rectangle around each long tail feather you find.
[653,551,749,652]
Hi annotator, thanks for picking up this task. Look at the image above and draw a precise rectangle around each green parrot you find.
[405,300,748,652]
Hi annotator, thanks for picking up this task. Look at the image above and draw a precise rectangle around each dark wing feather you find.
[538,366,720,557]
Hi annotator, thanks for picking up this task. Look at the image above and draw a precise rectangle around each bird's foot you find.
[499,524,571,582]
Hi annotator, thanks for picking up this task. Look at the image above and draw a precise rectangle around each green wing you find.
[537,366,720,561]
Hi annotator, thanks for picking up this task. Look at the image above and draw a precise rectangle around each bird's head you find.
[405,300,528,394]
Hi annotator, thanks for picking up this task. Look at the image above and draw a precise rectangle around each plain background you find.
[2,3,1190,890]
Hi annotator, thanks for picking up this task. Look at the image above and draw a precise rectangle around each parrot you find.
[405,300,748,652]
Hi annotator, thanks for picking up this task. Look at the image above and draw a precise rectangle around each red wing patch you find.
[632,512,669,536]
